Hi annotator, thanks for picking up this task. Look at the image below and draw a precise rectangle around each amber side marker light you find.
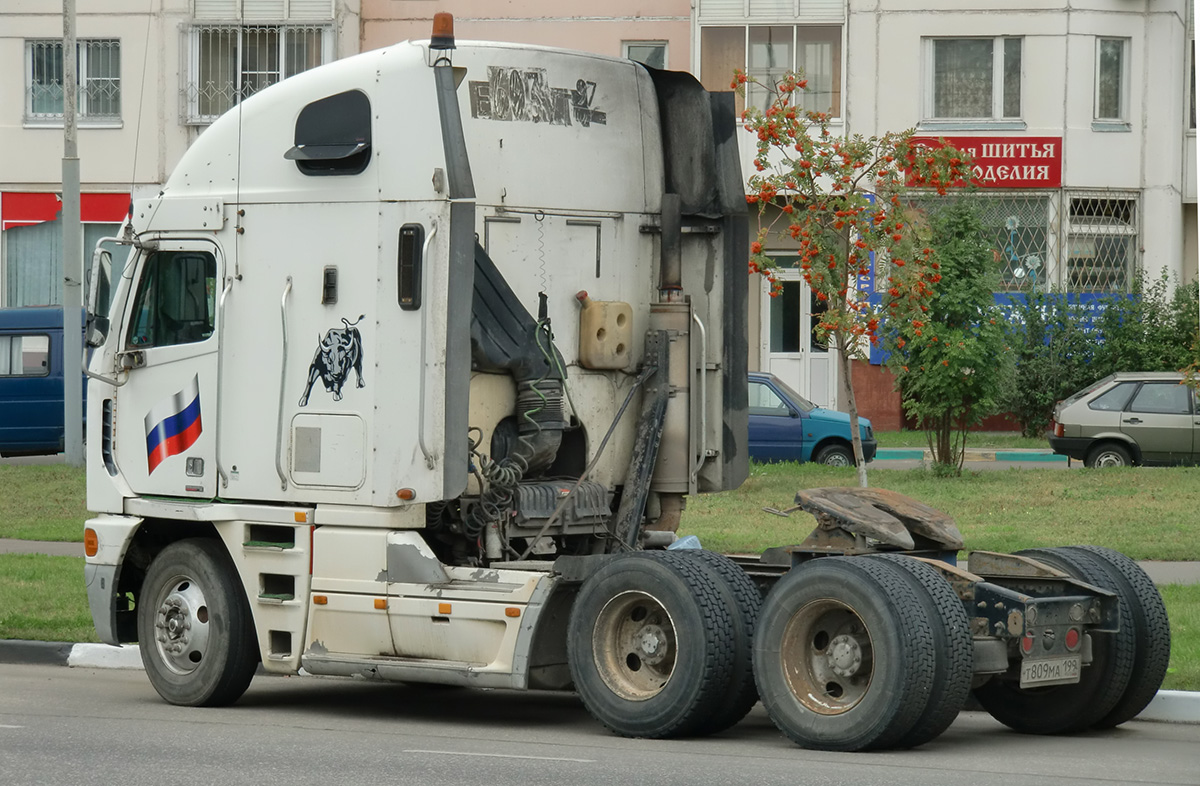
[505,607,521,618]
[397,488,416,501]
[84,529,99,557]
[313,595,329,605]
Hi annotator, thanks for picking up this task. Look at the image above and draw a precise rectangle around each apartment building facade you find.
[1,2,1194,422]
[0,0,360,306]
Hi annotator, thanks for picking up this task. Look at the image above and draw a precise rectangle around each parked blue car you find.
[0,306,85,457]
[748,372,876,465]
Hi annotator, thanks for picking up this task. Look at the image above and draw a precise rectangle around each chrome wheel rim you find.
[152,574,211,675]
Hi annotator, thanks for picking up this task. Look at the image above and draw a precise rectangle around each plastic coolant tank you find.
[576,291,632,370]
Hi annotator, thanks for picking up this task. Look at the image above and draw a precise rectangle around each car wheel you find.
[1085,442,1132,468]
[815,444,854,467]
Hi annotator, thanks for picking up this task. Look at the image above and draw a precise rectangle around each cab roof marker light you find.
[430,13,455,51]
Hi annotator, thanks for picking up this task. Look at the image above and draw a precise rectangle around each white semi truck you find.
[82,18,1168,751]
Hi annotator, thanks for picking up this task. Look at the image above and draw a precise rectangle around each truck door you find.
[114,241,221,497]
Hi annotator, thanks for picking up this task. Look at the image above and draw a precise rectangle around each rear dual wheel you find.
[753,556,966,751]
[567,552,739,739]
[973,547,1136,734]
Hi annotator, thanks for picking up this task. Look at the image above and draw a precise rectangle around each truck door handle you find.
[1123,417,1142,425]
[118,350,146,370]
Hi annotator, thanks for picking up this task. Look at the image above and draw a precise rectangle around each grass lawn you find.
[0,465,88,542]
[0,555,98,644]
[681,463,1200,561]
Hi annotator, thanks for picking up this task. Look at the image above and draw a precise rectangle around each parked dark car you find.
[1049,372,1197,467]
[748,372,876,465]
[0,306,85,457]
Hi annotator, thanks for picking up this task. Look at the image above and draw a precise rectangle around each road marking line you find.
[404,749,594,763]
[0,725,25,729]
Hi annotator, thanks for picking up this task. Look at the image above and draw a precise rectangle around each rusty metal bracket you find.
[789,487,965,552]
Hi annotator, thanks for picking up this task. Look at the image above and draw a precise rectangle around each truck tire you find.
[1060,545,1171,728]
[973,547,1135,734]
[752,557,937,751]
[865,554,972,748]
[660,549,762,735]
[814,444,854,467]
[137,538,259,707]
[567,552,737,738]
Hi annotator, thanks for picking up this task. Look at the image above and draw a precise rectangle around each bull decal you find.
[299,315,366,407]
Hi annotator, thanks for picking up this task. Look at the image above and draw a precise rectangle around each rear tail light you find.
[1054,422,1064,437]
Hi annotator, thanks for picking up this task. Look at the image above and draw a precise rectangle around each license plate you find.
[1020,655,1081,688]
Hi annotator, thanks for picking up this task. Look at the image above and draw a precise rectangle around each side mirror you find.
[86,316,110,348]
[86,246,113,347]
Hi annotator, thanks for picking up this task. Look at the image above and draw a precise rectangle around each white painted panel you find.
[288,0,333,20]
[193,0,240,21]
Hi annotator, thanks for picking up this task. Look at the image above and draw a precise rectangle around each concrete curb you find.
[0,639,1196,724]
[875,448,1067,462]
[1137,690,1200,724]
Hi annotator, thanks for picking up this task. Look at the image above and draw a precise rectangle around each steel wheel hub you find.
[780,599,874,715]
[153,576,211,675]
[592,591,677,701]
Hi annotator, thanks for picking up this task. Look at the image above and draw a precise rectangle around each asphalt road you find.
[1,665,1196,786]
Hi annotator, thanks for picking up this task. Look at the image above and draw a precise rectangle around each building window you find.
[624,41,667,70]
[186,25,330,124]
[907,193,1055,293]
[1095,38,1130,121]
[1066,194,1138,293]
[25,39,121,123]
[700,26,843,117]
[0,335,50,377]
[925,37,1021,121]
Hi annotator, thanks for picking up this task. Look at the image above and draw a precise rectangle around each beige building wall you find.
[361,1,692,67]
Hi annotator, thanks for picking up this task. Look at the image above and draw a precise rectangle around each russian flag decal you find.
[144,375,202,474]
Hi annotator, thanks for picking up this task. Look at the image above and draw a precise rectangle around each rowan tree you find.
[736,69,971,486]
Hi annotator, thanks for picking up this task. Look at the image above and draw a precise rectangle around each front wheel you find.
[814,444,854,467]
[137,538,259,707]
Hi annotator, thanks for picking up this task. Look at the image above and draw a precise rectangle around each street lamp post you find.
[62,0,84,466]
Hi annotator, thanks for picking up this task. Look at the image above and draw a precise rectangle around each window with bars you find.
[186,25,329,123]
[903,193,1054,294]
[925,38,1021,121]
[1066,194,1138,293]
[1095,38,1129,122]
[699,25,843,117]
[25,39,121,123]
[896,191,1139,295]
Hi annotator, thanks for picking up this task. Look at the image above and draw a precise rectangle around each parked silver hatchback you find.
[1049,372,1197,467]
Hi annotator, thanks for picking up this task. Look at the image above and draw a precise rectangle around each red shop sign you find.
[910,136,1062,189]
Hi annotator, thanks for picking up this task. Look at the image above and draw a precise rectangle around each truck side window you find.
[0,334,50,376]
[127,251,217,349]
[284,90,372,176]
